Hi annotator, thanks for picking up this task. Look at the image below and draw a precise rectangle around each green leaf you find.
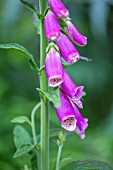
[37,87,60,108]
[62,58,73,69]
[36,88,47,103]
[11,116,31,125]
[32,13,40,35]
[20,0,36,13]
[47,87,60,108]
[58,19,68,27]
[13,125,32,148]
[13,143,35,158]
[61,160,113,170]
[49,128,64,138]
[0,43,39,72]
[37,13,45,20]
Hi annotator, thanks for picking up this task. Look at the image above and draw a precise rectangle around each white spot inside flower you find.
[62,116,76,131]
[49,76,63,87]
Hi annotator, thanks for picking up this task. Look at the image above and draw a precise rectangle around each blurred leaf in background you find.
[0,0,113,169]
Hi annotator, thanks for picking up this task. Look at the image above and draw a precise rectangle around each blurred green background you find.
[0,0,113,169]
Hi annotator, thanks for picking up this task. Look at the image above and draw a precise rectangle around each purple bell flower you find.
[72,103,88,139]
[55,91,77,131]
[44,11,60,41]
[48,0,69,18]
[65,20,87,46]
[45,45,63,87]
[56,33,80,63]
[60,70,84,108]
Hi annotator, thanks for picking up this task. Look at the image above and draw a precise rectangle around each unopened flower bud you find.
[49,0,69,18]
[65,20,87,46]
[56,33,80,63]
[44,11,60,41]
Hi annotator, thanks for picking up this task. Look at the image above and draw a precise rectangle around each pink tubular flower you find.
[56,33,80,63]
[55,92,77,131]
[64,20,87,46]
[44,11,60,41]
[60,70,84,108]
[45,45,63,87]
[48,0,69,18]
[72,103,88,139]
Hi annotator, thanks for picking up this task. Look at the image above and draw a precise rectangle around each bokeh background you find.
[0,0,113,169]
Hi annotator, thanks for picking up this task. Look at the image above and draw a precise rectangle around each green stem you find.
[31,102,41,145]
[39,0,49,170]
[56,144,63,170]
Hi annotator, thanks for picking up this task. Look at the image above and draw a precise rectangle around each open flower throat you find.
[44,0,89,139]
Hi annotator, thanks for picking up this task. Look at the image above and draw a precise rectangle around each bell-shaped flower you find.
[44,11,60,41]
[56,33,80,63]
[72,103,88,139]
[60,71,84,108]
[55,91,77,131]
[45,45,63,87]
[65,20,87,46]
[48,0,69,18]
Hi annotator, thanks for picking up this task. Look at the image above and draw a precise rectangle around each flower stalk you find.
[39,0,49,170]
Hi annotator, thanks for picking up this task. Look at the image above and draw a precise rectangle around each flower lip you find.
[72,99,83,109]
[72,86,84,108]
[62,115,77,131]
[74,86,84,99]
[49,75,63,87]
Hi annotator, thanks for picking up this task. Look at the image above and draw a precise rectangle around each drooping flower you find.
[45,44,63,87]
[56,33,80,63]
[72,102,88,139]
[64,20,87,46]
[55,91,77,131]
[44,11,60,41]
[48,0,69,19]
[60,70,84,108]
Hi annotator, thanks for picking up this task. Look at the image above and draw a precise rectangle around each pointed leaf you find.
[58,19,68,27]
[13,125,31,148]
[32,13,40,35]
[20,0,36,13]
[61,160,113,170]
[11,116,31,125]
[36,88,47,103]
[13,143,35,158]
[0,43,39,72]
[47,87,60,108]
[37,87,60,108]
[49,128,64,138]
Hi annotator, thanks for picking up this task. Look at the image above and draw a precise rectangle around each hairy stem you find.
[39,0,49,170]
[56,144,63,170]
